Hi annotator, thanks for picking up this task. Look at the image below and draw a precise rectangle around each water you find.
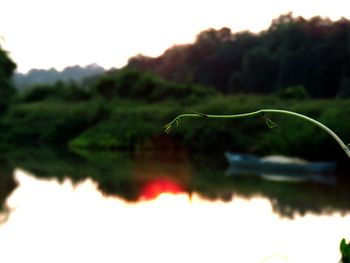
[0,148,350,263]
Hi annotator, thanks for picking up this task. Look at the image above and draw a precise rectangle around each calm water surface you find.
[1,147,350,263]
[1,168,350,263]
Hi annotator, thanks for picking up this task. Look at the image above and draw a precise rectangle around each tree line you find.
[128,13,350,98]
[1,15,350,163]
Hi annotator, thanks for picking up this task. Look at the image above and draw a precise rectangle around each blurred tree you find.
[0,46,16,112]
[240,47,278,93]
[0,157,16,213]
[275,85,310,100]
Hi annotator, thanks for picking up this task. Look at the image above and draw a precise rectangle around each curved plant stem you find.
[164,109,350,158]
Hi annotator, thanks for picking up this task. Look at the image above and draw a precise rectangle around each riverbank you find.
[1,94,349,164]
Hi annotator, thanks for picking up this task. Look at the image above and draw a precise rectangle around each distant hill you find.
[13,64,106,89]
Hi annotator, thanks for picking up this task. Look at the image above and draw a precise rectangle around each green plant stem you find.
[165,109,350,158]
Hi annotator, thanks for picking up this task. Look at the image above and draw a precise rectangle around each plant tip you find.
[164,123,172,134]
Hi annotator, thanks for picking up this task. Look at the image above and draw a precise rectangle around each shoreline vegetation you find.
[0,88,350,164]
[1,13,350,167]
[164,109,350,158]
[0,67,350,167]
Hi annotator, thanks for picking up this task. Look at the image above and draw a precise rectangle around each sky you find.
[0,0,350,73]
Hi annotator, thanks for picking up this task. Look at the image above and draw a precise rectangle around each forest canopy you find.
[128,13,350,98]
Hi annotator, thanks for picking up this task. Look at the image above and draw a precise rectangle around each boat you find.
[225,151,337,174]
[225,164,337,185]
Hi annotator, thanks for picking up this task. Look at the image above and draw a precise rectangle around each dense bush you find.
[69,102,174,150]
[65,94,350,163]
[0,98,106,145]
[91,68,217,102]
[17,81,91,103]
[275,85,310,100]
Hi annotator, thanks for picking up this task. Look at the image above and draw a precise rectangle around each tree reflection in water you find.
[0,157,16,223]
[1,169,350,263]
[0,144,350,218]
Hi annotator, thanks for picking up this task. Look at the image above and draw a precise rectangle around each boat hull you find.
[225,152,336,174]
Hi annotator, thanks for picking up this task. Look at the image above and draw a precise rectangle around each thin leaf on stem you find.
[261,113,278,129]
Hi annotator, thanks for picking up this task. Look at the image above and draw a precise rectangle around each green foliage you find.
[341,239,350,263]
[69,120,156,150]
[17,81,91,103]
[163,95,350,161]
[2,90,350,162]
[128,14,350,98]
[17,84,55,102]
[0,46,16,112]
[69,103,171,150]
[92,70,134,99]
[0,99,106,145]
[91,68,217,102]
[1,65,350,163]
[276,85,310,100]
[240,47,278,93]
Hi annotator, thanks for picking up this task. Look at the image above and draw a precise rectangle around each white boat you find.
[225,151,337,174]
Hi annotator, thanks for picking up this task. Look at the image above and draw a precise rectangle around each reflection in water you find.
[226,165,337,185]
[0,170,350,263]
[140,178,184,200]
[0,158,17,223]
[1,147,350,218]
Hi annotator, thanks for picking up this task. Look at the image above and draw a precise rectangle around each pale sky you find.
[0,0,349,73]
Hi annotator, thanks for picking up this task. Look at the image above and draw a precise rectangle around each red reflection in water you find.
[140,178,183,200]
